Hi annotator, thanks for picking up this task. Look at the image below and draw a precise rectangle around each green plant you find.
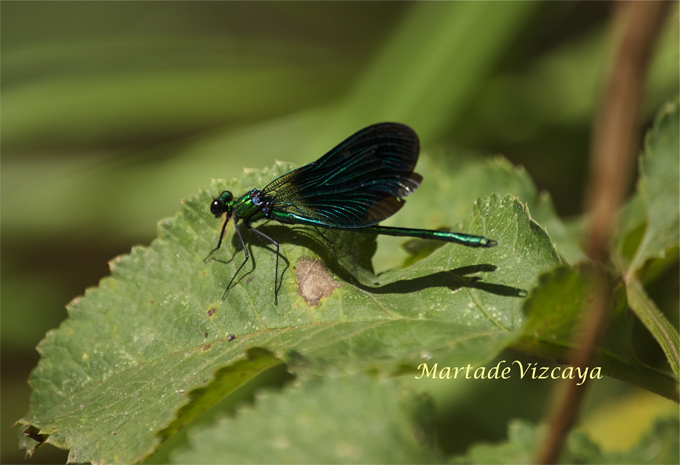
[16,100,679,464]
[5,3,678,464]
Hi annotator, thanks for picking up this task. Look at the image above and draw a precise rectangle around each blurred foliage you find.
[174,375,444,464]
[2,2,678,464]
[450,416,679,464]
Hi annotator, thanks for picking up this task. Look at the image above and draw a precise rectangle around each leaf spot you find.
[202,344,211,351]
[294,257,340,306]
[207,307,217,317]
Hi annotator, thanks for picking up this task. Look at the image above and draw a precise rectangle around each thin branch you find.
[535,2,670,464]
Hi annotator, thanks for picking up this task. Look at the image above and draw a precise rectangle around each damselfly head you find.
[210,190,234,217]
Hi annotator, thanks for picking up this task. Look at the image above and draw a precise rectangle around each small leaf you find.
[374,155,583,272]
[515,266,678,400]
[450,417,679,464]
[628,98,680,275]
[616,98,680,380]
[174,376,443,464]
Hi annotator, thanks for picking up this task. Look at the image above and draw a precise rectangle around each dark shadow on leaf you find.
[362,265,525,298]
[214,224,525,300]
[473,282,528,298]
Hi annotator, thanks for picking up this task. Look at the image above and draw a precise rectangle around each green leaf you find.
[449,417,679,464]
[627,98,680,275]
[514,266,678,400]
[18,159,560,463]
[615,98,680,381]
[154,347,284,444]
[174,376,443,464]
[374,155,584,272]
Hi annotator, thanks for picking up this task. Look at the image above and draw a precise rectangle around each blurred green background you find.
[2,2,678,463]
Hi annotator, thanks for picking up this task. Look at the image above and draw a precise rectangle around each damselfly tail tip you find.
[483,239,498,248]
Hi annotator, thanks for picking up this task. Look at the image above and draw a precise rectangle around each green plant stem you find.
[625,276,680,378]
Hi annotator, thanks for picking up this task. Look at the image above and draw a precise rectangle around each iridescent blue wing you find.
[261,123,422,228]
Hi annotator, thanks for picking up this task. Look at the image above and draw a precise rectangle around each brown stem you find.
[535,2,670,464]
